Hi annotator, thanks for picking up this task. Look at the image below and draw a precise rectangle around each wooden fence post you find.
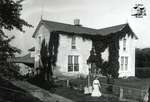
[119,87,124,101]
[67,80,69,87]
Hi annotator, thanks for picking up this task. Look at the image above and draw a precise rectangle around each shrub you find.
[136,69,150,78]
[69,77,87,90]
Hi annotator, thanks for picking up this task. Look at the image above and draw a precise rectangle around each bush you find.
[69,77,87,90]
[135,69,150,78]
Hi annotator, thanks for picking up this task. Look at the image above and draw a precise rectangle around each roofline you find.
[32,20,45,38]
[126,23,138,39]
[32,19,138,39]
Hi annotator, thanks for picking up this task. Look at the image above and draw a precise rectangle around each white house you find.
[32,19,138,78]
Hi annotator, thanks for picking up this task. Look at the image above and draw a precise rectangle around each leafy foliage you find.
[0,0,32,78]
[0,0,32,32]
[135,48,150,78]
[37,33,59,91]
[40,39,48,80]
[0,36,21,63]
[48,32,59,67]
[87,24,135,79]
[136,48,150,67]
[0,32,21,78]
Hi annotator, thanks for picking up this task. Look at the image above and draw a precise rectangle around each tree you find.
[0,0,32,32]
[38,39,55,92]
[40,39,50,81]
[136,48,150,67]
[135,48,150,78]
[0,0,32,78]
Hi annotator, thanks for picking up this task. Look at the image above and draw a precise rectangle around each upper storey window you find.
[38,36,42,45]
[123,38,127,51]
[37,36,42,54]
[71,36,76,49]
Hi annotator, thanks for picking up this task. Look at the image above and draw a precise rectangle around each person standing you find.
[91,77,102,97]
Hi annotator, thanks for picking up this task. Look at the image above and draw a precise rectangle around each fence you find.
[62,78,149,102]
[100,82,149,102]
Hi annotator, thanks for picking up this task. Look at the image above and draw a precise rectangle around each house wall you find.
[118,35,136,77]
[55,34,92,77]
[34,25,92,77]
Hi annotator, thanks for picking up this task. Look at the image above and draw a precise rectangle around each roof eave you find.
[126,23,138,40]
[32,20,45,38]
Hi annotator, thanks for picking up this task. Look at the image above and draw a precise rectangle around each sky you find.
[9,0,150,56]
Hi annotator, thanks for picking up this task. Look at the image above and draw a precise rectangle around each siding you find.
[55,34,92,77]
[118,34,136,77]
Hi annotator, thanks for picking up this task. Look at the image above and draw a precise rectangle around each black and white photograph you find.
[0,0,150,102]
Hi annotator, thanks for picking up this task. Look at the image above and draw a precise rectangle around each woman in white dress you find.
[91,77,102,97]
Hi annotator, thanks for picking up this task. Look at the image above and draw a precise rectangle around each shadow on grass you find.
[0,77,42,102]
[27,74,56,93]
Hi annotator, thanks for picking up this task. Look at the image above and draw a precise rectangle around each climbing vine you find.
[87,24,136,79]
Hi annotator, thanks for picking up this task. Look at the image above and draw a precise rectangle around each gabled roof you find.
[32,20,98,37]
[32,19,137,39]
[97,24,127,36]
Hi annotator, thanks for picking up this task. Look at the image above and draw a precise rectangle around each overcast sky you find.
[9,0,150,56]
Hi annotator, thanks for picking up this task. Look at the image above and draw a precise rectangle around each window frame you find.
[125,57,128,71]
[68,55,73,72]
[120,56,128,71]
[38,36,42,45]
[71,36,76,49]
[121,56,124,71]
[123,38,127,51]
[68,55,79,72]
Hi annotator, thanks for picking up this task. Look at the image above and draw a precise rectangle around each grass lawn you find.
[55,87,119,102]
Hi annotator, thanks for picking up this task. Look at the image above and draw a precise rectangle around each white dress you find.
[91,79,102,97]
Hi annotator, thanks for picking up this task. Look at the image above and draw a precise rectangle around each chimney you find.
[74,19,81,26]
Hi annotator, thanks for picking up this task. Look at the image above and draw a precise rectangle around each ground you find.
[55,87,119,102]
[0,76,42,102]
[12,80,119,102]
[1,75,150,102]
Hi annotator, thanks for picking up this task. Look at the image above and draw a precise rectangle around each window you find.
[120,56,128,71]
[71,36,76,49]
[68,56,73,72]
[125,57,128,71]
[123,38,126,51]
[68,55,79,72]
[121,56,124,70]
[38,36,42,45]
[38,36,42,50]
[74,56,79,71]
